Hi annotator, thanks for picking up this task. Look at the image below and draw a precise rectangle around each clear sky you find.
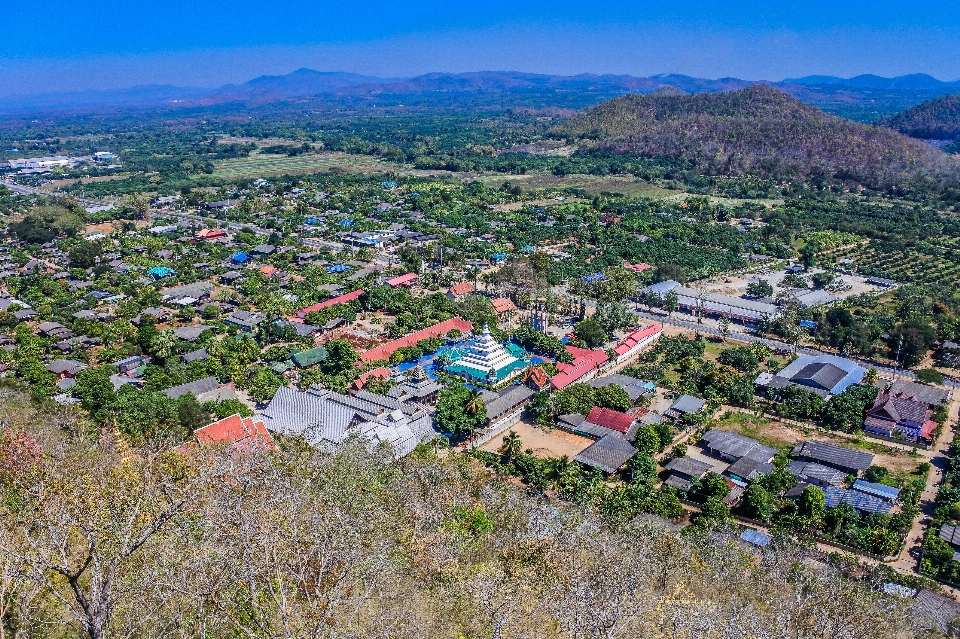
[2,0,960,96]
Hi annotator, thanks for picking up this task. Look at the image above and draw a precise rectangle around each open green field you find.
[212,152,395,179]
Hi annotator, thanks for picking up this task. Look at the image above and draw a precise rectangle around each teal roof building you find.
[444,325,530,384]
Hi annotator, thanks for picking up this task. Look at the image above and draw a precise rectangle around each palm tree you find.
[465,389,484,416]
[151,328,178,359]
[500,430,522,460]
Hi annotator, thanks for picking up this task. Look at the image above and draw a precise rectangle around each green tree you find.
[500,430,522,460]
[435,384,486,437]
[694,472,731,503]
[593,384,632,412]
[594,302,635,333]
[627,452,658,484]
[574,317,608,349]
[700,496,731,521]
[743,483,774,522]
[821,385,879,432]
[634,425,661,456]
[551,383,596,416]
[797,485,826,520]
[73,366,117,419]
[177,394,212,433]
[322,339,358,377]
[746,280,774,298]
[68,240,100,268]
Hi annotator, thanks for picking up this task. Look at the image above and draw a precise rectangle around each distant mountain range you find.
[2,69,959,121]
[552,84,960,190]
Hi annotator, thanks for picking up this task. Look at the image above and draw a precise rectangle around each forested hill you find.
[552,84,960,191]
[879,94,960,140]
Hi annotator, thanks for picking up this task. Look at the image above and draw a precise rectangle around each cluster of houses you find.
[664,429,901,515]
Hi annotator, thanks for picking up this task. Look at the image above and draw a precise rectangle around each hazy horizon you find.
[4,0,960,99]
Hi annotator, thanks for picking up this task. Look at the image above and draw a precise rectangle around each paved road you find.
[632,307,923,382]
[892,397,959,575]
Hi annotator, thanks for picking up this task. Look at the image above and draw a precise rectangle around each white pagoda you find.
[444,325,530,384]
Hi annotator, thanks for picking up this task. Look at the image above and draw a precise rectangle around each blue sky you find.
[3,0,960,96]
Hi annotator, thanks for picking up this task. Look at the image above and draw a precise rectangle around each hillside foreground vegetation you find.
[0,387,939,639]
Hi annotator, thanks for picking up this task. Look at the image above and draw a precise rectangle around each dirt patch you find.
[481,421,593,459]
[84,222,119,234]
[47,175,129,188]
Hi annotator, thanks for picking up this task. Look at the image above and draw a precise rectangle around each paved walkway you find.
[891,395,960,574]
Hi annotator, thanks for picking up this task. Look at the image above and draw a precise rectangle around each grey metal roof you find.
[740,529,771,547]
[790,362,849,392]
[181,348,209,363]
[586,373,652,401]
[664,456,714,479]
[174,325,210,341]
[886,379,949,407]
[852,479,900,502]
[791,440,874,472]
[669,394,706,414]
[939,524,960,547]
[785,460,846,487]
[664,475,693,492]
[163,376,221,399]
[485,385,535,422]
[574,434,636,474]
[700,429,776,462]
[726,456,773,481]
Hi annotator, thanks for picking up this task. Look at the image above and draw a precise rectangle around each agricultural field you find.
[828,241,960,289]
[212,152,394,179]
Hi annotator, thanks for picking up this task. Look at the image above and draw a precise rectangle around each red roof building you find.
[297,289,364,318]
[353,366,391,390]
[623,263,653,274]
[551,345,608,390]
[612,324,662,364]
[360,317,473,363]
[585,406,635,434]
[184,414,276,455]
[259,265,278,277]
[525,366,551,391]
[446,282,475,299]
[386,273,418,288]
[195,228,227,241]
[491,297,518,314]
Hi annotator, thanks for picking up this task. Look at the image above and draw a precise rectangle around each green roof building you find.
[292,346,328,368]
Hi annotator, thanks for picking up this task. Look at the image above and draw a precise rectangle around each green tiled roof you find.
[292,346,328,368]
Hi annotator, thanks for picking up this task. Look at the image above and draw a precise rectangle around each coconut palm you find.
[500,430,522,460]
[465,389,484,416]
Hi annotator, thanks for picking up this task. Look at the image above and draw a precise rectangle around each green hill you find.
[552,84,960,190]
[879,94,960,140]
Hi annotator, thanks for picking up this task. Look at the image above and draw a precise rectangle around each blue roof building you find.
[772,354,867,396]
[146,267,175,279]
[326,264,351,274]
[339,219,355,227]
[582,272,605,284]
[381,181,398,188]
[231,251,249,264]
[491,252,508,262]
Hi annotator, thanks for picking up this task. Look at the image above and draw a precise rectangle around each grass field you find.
[212,152,394,179]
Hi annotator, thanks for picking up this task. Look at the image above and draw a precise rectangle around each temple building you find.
[444,325,530,385]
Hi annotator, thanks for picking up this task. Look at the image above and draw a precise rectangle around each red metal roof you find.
[191,414,276,454]
[491,297,518,314]
[386,273,418,287]
[613,324,662,356]
[623,263,652,273]
[585,407,634,434]
[448,282,475,297]
[551,345,608,390]
[354,366,391,389]
[360,317,473,363]
[297,289,364,318]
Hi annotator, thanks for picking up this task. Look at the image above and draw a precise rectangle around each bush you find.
[916,368,945,385]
